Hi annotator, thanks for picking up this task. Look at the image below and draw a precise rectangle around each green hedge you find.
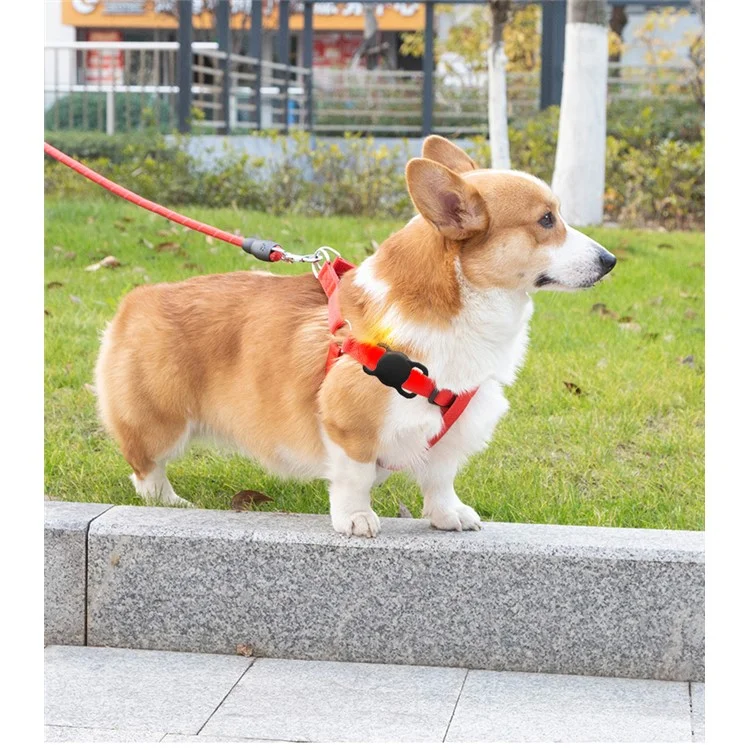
[44,104,704,229]
[45,93,173,134]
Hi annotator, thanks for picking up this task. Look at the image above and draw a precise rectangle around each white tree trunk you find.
[488,39,511,169]
[551,16,608,225]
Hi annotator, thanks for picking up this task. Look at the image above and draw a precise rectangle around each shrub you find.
[44,107,704,229]
[45,93,173,133]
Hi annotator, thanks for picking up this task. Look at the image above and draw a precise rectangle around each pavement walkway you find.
[44,646,705,743]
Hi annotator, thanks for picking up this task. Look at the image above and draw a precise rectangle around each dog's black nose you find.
[598,250,617,275]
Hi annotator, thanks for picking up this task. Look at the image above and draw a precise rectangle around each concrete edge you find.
[45,501,705,680]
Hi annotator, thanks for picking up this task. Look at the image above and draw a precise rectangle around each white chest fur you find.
[355,258,533,469]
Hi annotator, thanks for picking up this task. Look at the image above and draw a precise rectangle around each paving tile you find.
[161,735,283,743]
[45,646,251,735]
[202,657,466,742]
[691,682,705,742]
[45,726,166,742]
[445,670,692,742]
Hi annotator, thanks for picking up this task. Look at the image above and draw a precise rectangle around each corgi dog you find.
[95,136,616,537]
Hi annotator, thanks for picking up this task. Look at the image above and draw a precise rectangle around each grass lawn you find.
[44,198,704,530]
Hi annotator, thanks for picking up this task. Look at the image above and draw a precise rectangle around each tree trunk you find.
[351,6,379,70]
[609,5,628,64]
[551,0,608,226]
[488,1,512,169]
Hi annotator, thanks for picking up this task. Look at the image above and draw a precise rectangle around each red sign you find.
[85,30,125,85]
[313,32,363,68]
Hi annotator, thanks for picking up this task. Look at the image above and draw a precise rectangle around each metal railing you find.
[45,42,698,137]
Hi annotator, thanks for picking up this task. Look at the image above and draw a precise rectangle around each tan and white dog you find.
[95,136,615,537]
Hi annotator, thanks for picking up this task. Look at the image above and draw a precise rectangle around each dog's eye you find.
[539,212,555,229]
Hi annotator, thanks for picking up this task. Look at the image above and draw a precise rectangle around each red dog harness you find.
[316,257,478,450]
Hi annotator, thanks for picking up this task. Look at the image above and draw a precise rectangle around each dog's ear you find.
[405,158,488,240]
[421,135,478,174]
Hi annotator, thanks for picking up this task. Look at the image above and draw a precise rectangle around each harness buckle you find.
[362,345,428,399]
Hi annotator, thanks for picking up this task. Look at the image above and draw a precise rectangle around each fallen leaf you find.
[46,281,63,290]
[114,221,127,231]
[618,315,634,323]
[205,235,214,245]
[664,333,675,343]
[83,383,97,395]
[231,490,274,511]
[596,358,608,369]
[684,309,697,320]
[563,381,584,396]
[142,238,154,250]
[680,355,695,367]
[44,309,51,316]
[86,255,121,271]
[69,295,82,304]
[679,291,699,299]
[157,229,172,237]
[618,321,642,332]
[398,502,413,518]
[86,216,95,224]
[235,644,254,657]
[52,245,64,253]
[156,242,181,253]
[64,252,77,262]
[657,242,674,249]
[591,303,617,318]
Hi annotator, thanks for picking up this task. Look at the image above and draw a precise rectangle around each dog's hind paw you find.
[331,509,381,538]
[427,503,482,532]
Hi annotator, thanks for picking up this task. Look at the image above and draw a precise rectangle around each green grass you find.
[45,198,704,530]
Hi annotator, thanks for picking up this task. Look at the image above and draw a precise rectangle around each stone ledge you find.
[76,504,703,681]
[44,501,113,645]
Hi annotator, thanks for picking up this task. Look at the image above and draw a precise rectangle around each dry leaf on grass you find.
[142,239,154,250]
[86,255,121,272]
[83,383,97,395]
[563,381,584,396]
[618,321,642,332]
[680,355,695,367]
[156,242,181,252]
[591,303,617,318]
[69,295,82,304]
[684,309,697,320]
[44,309,51,317]
[46,281,63,290]
[231,490,274,511]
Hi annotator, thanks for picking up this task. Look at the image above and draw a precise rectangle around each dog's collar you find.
[318,258,478,449]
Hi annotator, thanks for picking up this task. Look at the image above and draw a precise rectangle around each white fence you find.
[44,42,697,136]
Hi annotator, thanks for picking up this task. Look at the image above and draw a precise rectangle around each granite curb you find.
[44,501,704,680]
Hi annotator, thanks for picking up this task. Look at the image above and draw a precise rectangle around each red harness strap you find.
[317,260,478,450]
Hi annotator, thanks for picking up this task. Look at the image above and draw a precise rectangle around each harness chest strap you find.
[316,260,478,450]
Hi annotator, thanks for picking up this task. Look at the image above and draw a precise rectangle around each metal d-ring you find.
[311,246,341,278]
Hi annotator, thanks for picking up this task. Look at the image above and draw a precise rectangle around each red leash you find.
[44,142,287,261]
[45,142,477,453]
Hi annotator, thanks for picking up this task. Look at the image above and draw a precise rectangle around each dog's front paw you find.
[427,503,482,532]
[331,509,381,538]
